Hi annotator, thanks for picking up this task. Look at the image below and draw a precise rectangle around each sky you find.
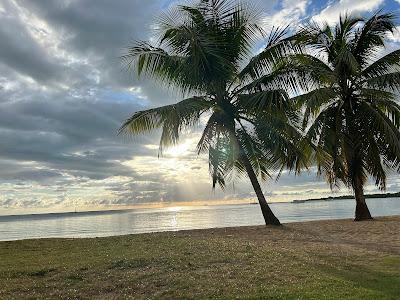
[0,0,399,214]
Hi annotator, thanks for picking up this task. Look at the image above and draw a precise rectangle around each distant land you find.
[292,192,400,203]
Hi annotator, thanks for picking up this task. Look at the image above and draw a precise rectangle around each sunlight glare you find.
[165,143,190,157]
[167,206,182,212]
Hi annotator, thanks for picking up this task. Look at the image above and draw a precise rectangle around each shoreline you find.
[1,215,400,243]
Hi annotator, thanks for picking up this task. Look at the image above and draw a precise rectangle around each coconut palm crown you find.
[292,13,400,220]
[119,0,309,225]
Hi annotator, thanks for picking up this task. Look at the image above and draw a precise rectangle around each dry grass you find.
[0,216,399,299]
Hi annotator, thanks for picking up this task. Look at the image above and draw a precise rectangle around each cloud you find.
[390,26,400,43]
[14,0,176,103]
[312,0,384,25]
[267,0,309,28]
[0,0,399,213]
[0,2,61,84]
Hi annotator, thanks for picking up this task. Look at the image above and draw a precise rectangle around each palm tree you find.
[291,13,400,220]
[119,0,308,225]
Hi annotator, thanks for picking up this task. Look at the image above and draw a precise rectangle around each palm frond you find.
[222,1,265,62]
[287,54,336,86]
[293,87,337,129]
[254,116,311,175]
[358,101,400,155]
[353,12,397,66]
[238,62,310,96]
[209,137,228,189]
[333,47,360,74]
[196,110,232,154]
[362,49,400,79]
[295,21,333,54]
[119,96,212,153]
[239,26,299,81]
[122,42,204,92]
[335,14,363,42]
[236,89,290,113]
[365,71,400,92]
[364,134,386,189]
[236,127,272,181]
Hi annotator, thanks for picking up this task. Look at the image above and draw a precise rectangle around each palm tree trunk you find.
[353,178,373,221]
[229,122,280,225]
[239,150,281,226]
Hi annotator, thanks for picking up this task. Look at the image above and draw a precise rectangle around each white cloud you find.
[312,0,384,25]
[390,26,400,43]
[264,0,309,29]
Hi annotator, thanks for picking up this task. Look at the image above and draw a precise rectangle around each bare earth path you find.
[0,216,399,299]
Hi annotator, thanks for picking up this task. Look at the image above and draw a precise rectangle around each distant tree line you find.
[293,192,400,203]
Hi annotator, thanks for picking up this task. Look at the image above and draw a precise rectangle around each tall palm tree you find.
[291,13,400,220]
[119,0,308,225]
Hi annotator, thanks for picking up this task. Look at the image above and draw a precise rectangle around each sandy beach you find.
[1,216,399,299]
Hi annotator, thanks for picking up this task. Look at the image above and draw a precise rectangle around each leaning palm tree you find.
[291,13,400,220]
[119,0,308,225]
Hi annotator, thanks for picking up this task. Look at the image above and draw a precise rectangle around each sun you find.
[165,142,190,157]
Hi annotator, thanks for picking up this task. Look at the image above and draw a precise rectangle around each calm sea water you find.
[0,197,399,241]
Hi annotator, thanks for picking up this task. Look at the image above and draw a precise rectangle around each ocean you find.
[0,197,399,241]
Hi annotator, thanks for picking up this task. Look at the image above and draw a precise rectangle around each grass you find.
[0,216,399,299]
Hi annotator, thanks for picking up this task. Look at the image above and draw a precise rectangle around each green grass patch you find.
[0,218,399,299]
